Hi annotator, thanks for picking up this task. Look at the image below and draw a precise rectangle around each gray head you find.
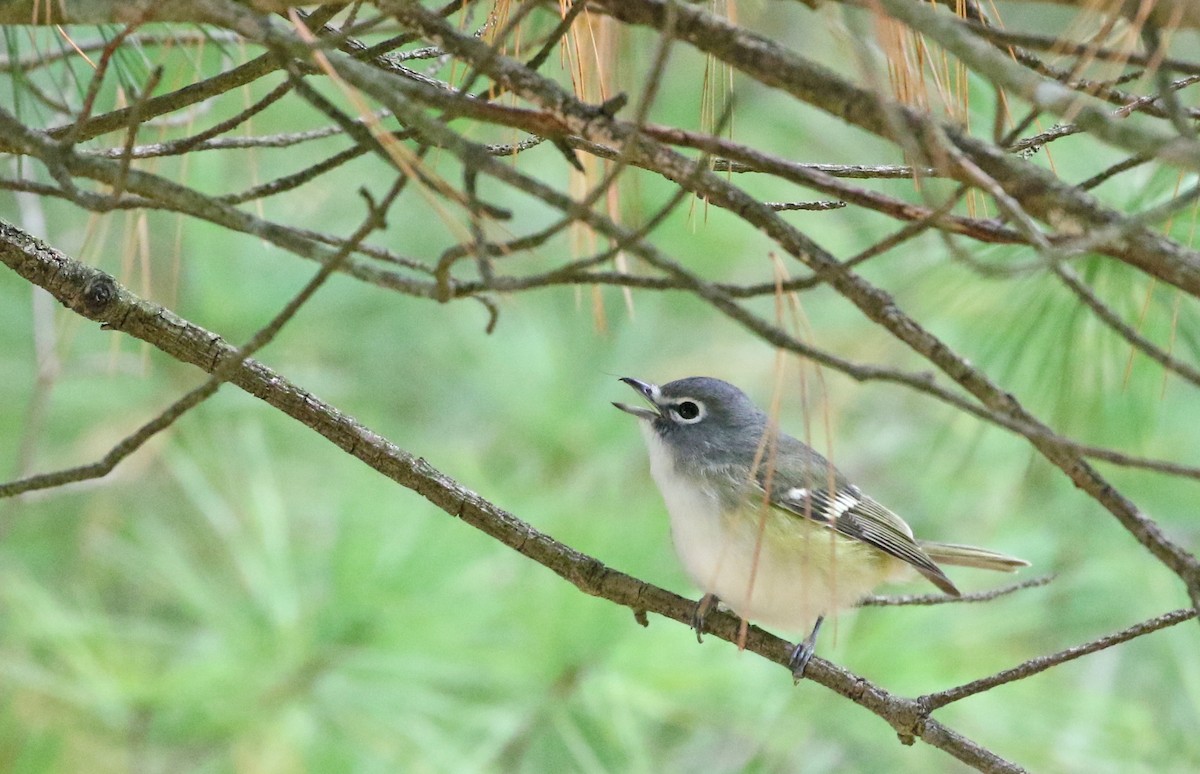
[613,376,769,470]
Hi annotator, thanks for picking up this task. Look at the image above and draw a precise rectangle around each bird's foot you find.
[789,616,825,683]
[691,593,719,643]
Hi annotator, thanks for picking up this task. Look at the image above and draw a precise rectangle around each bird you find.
[613,375,1029,679]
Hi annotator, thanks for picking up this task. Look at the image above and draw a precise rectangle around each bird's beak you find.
[612,377,663,421]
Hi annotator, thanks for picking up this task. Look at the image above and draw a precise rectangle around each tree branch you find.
[0,220,1025,772]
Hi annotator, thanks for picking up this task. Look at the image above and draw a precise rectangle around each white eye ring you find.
[671,399,705,423]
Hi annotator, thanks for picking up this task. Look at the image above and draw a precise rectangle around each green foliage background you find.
[2,8,1200,773]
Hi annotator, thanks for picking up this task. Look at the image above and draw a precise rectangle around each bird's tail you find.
[919,541,1029,572]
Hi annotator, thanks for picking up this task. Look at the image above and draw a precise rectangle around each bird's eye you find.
[673,400,703,422]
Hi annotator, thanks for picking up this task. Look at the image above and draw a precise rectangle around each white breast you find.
[639,423,897,634]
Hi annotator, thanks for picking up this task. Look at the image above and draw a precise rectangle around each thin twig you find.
[922,607,1199,709]
[859,575,1055,607]
[0,180,405,499]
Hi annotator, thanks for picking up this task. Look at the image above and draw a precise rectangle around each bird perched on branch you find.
[614,376,1028,679]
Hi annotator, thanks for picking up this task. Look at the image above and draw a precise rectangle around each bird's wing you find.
[761,467,961,597]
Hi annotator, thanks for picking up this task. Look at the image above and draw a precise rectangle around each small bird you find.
[613,376,1028,679]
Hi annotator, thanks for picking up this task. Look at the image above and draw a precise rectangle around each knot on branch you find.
[81,272,118,315]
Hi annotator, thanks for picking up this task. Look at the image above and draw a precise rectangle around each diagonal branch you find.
[0,220,1023,773]
[368,0,1200,613]
[589,0,1200,300]
[0,180,404,498]
[922,606,1199,709]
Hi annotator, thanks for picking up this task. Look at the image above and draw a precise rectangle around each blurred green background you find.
[3,5,1200,772]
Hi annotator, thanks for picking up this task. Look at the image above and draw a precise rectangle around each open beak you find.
[612,377,663,421]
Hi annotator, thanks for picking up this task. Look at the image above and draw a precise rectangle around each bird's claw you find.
[789,616,825,683]
[788,641,816,682]
[692,593,718,643]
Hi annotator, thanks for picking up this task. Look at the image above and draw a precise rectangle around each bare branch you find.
[2,2,1199,768]
[923,607,1199,709]
[376,0,1200,601]
[0,222,1025,772]
[859,575,1056,607]
[0,180,404,498]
